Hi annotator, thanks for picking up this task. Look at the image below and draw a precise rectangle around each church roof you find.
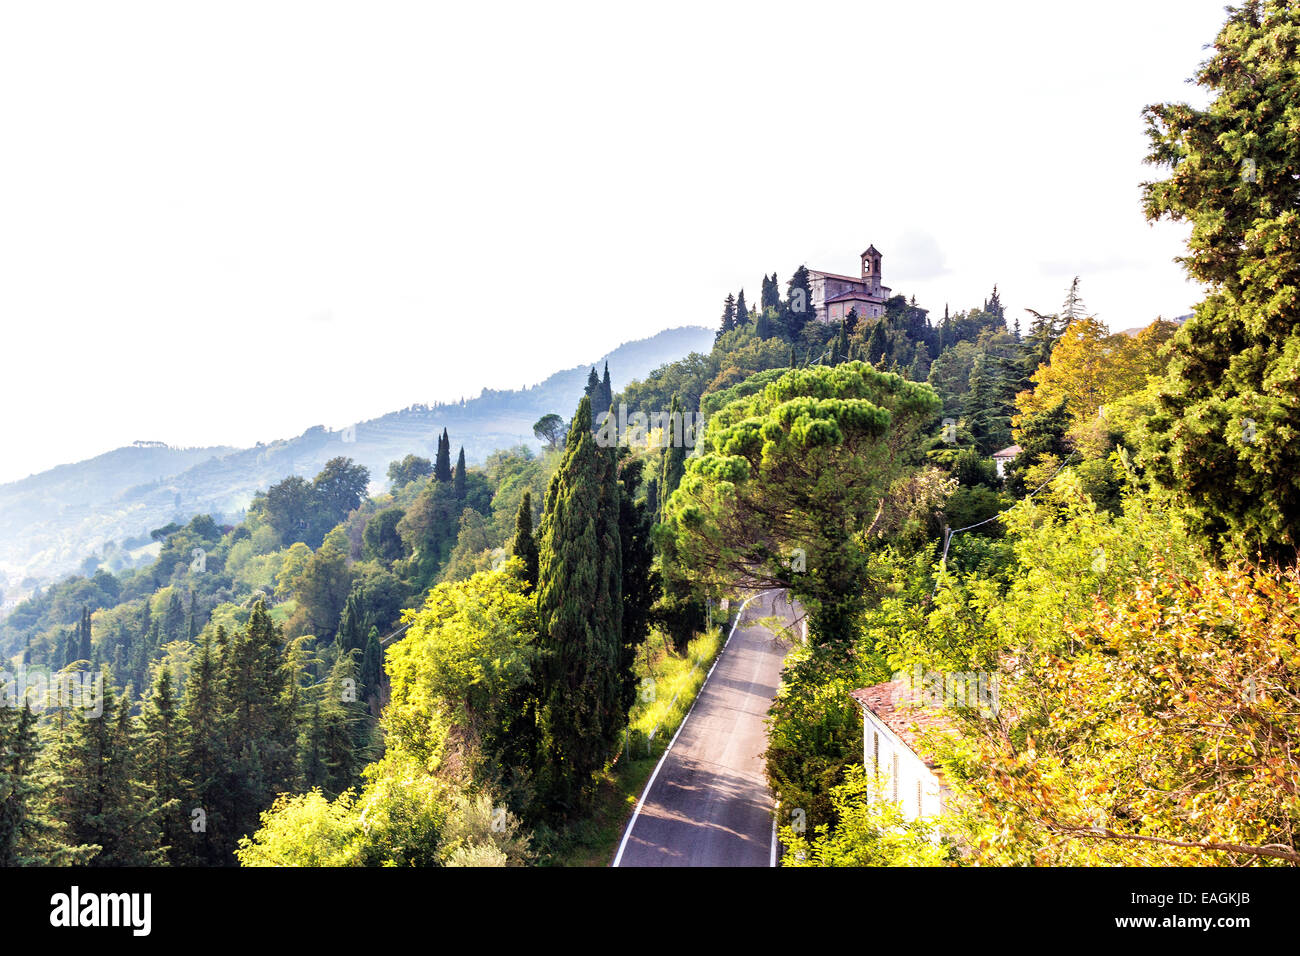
[808,269,863,283]
[862,244,881,256]
[825,289,884,304]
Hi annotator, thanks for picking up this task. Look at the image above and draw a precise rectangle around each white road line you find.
[612,589,771,868]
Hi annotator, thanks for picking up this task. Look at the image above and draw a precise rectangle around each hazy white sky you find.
[0,0,1227,483]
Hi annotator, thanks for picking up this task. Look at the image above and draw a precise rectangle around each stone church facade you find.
[809,245,892,324]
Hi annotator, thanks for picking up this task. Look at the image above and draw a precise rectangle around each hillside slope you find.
[0,325,713,586]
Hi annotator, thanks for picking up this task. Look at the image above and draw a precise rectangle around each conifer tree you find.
[138,667,188,864]
[213,603,297,862]
[535,396,623,816]
[734,289,749,327]
[761,272,781,312]
[716,293,737,342]
[1139,0,1300,561]
[335,592,365,657]
[180,626,223,864]
[783,266,814,339]
[909,341,932,382]
[54,676,164,865]
[867,319,889,367]
[0,702,71,865]
[359,626,382,704]
[659,393,687,517]
[453,447,467,498]
[76,607,91,663]
[600,362,613,414]
[510,491,539,593]
[617,455,655,717]
[434,429,452,482]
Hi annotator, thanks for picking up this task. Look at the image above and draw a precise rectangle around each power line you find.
[930,451,1078,600]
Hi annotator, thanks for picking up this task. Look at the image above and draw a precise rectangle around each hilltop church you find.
[809,245,892,324]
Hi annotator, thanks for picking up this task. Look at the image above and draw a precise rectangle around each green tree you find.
[53,676,164,865]
[533,413,566,450]
[535,396,623,816]
[510,491,539,593]
[1139,0,1300,562]
[435,429,453,483]
[453,447,467,499]
[387,454,433,489]
[658,393,687,517]
[138,666,188,864]
[660,363,943,646]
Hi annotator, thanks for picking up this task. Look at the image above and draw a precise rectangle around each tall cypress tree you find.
[76,607,91,663]
[617,454,655,717]
[434,429,452,482]
[535,396,623,816]
[659,394,687,519]
[453,447,467,498]
[735,289,749,327]
[359,626,382,706]
[600,362,613,414]
[510,491,539,593]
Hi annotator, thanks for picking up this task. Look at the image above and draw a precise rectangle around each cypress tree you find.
[359,626,382,705]
[584,367,600,399]
[336,592,365,656]
[600,362,613,414]
[659,394,687,518]
[434,429,452,482]
[75,608,91,663]
[617,455,655,717]
[535,396,623,816]
[510,491,539,593]
[453,447,467,498]
[734,289,749,327]
[867,319,889,367]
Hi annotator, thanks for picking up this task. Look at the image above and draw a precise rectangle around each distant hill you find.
[0,325,713,587]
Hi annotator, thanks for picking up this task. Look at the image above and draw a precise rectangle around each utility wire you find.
[929,450,1078,600]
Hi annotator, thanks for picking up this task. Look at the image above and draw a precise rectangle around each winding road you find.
[613,589,797,867]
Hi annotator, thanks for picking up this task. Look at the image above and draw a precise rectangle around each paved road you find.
[614,589,796,867]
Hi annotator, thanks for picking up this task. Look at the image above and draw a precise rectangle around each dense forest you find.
[2,0,1297,868]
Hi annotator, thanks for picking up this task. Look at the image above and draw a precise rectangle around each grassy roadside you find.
[546,614,733,866]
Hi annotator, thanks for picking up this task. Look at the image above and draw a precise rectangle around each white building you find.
[850,681,950,823]
[992,443,1021,478]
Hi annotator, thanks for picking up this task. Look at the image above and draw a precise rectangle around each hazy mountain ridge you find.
[0,325,713,588]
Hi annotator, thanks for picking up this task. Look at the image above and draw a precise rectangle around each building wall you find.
[860,708,946,822]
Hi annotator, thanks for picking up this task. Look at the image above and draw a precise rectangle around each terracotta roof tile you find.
[850,679,959,773]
